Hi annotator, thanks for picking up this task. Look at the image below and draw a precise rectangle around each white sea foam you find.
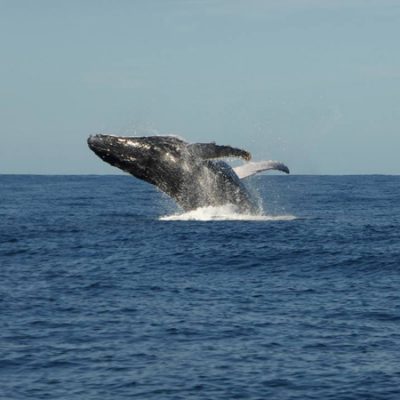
[160,204,296,221]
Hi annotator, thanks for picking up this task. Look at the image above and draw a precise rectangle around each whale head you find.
[87,134,189,187]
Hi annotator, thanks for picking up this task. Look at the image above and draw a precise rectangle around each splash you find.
[159,204,296,221]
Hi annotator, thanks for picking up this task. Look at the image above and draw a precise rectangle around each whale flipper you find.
[234,161,290,179]
[188,143,251,161]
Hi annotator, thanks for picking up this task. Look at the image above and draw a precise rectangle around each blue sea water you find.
[1,174,400,399]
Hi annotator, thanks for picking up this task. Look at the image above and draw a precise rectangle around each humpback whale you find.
[87,134,289,213]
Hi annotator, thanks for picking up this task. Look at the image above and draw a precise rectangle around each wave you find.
[159,205,296,222]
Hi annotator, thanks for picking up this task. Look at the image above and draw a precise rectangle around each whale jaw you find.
[87,134,189,189]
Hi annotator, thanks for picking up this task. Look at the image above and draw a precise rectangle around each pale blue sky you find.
[1,0,399,174]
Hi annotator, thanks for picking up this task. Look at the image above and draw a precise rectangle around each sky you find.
[1,0,399,174]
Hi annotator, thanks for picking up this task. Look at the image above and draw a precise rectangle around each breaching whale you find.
[87,134,289,213]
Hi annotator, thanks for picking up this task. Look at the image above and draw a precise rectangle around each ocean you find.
[1,174,400,399]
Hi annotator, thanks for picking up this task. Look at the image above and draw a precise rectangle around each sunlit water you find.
[1,175,400,400]
[160,204,296,221]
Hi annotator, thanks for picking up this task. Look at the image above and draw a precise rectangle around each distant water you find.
[1,174,400,400]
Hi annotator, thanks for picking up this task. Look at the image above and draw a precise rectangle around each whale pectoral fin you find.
[233,161,290,179]
[188,143,251,161]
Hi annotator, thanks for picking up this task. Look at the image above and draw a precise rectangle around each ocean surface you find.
[1,174,400,400]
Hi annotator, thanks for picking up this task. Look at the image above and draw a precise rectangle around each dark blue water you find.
[1,175,400,399]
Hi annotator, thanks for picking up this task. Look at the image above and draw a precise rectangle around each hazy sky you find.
[1,0,399,174]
